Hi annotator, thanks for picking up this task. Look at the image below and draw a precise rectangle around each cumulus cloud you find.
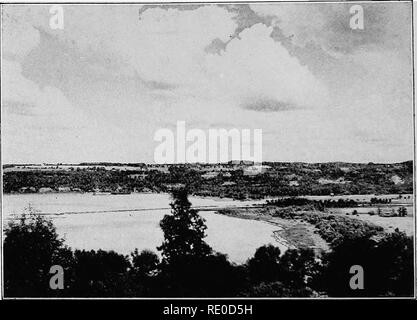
[118,5,238,85]
[250,2,411,55]
[4,5,328,111]
[2,6,41,60]
[204,23,329,110]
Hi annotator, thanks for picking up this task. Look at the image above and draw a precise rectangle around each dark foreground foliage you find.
[4,190,414,297]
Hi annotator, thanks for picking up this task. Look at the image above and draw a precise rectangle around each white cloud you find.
[42,6,328,110]
[251,2,411,56]
[250,3,327,49]
[125,6,238,84]
[203,23,329,110]
[2,60,137,163]
[2,6,41,59]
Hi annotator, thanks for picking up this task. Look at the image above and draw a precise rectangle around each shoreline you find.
[5,190,413,200]
[213,208,330,253]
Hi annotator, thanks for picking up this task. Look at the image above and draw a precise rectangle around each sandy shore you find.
[215,208,330,253]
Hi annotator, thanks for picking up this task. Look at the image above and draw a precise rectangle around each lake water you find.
[2,193,283,264]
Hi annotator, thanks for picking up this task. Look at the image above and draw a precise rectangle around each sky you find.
[1,3,413,164]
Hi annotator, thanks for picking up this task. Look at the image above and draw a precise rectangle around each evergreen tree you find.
[157,188,212,264]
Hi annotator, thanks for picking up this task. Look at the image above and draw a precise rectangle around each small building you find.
[57,187,71,192]
[202,172,219,179]
[129,173,147,179]
[19,187,36,193]
[163,183,186,191]
[243,165,271,176]
[222,181,236,186]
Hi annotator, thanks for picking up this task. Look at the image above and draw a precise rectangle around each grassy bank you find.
[217,206,385,251]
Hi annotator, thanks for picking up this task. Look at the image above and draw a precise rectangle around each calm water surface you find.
[3,193,282,263]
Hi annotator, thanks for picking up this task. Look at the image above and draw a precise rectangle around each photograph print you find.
[1,1,415,298]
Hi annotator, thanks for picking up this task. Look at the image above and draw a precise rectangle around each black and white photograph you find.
[0,1,415,301]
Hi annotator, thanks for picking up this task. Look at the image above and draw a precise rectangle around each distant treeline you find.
[370,197,392,204]
[264,198,409,218]
[265,198,361,209]
[78,162,146,167]
[3,161,413,198]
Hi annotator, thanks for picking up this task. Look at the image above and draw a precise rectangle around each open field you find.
[343,214,413,236]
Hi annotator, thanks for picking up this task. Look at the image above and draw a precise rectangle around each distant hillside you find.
[3,161,413,198]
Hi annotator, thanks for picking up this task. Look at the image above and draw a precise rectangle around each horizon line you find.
[2,160,413,166]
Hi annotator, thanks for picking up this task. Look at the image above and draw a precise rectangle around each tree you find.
[70,249,130,297]
[128,249,161,296]
[4,208,70,297]
[246,245,318,297]
[247,244,282,284]
[315,232,413,297]
[242,281,315,297]
[154,189,255,297]
[131,249,160,276]
[374,230,413,296]
[398,206,407,217]
[315,236,377,297]
[156,252,248,297]
[157,188,212,264]
[279,248,318,288]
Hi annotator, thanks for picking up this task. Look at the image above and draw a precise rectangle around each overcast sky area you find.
[1,3,413,164]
